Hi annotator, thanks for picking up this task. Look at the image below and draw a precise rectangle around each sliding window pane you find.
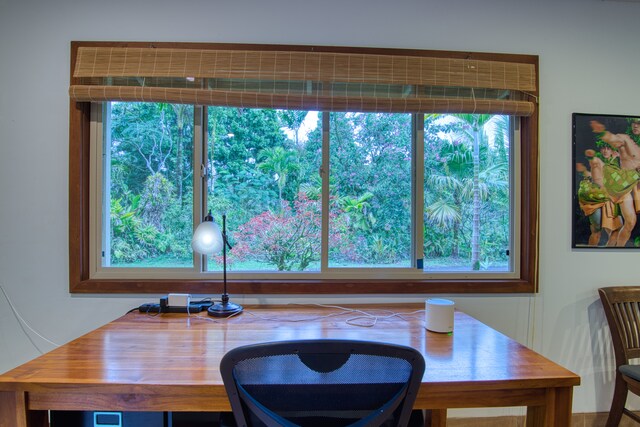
[103,102,194,268]
[207,107,322,272]
[423,114,511,272]
[328,112,412,268]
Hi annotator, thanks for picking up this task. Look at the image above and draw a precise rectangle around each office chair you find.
[220,339,425,427]
[599,286,640,426]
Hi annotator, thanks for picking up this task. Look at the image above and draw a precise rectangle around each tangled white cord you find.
[217,303,424,328]
[143,302,425,329]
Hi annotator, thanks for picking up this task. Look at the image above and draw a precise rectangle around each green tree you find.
[339,192,376,231]
[424,114,509,269]
[257,146,300,206]
[108,102,193,265]
[208,107,286,226]
[279,110,308,150]
[455,114,493,270]
[170,104,193,205]
[329,112,412,265]
[424,131,471,258]
[139,173,175,231]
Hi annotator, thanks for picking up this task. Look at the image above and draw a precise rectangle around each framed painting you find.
[572,113,640,248]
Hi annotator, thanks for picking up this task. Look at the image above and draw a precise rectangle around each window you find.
[422,114,516,273]
[98,102,195,269]
[329,112,413,269]
[70,42,539,294]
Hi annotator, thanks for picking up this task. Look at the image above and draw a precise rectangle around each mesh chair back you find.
[220,339,425,427]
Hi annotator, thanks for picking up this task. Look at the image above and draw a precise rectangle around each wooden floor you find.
[448,412,637,427]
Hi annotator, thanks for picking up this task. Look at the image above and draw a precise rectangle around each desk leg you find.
[425,409,447,427]
[526,387,573,427]
[0,391,48,427]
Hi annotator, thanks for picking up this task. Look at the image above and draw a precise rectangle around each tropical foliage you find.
[104,102,511,272]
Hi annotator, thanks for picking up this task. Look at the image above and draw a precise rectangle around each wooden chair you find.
[598,286,640,426]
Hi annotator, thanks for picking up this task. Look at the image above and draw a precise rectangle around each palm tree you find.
[338,192,376,231]
[426,114,507,270]
[424,136,470,258]
[257,146,300,206]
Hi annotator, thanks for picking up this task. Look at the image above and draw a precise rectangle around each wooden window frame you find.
[69,41,539,294]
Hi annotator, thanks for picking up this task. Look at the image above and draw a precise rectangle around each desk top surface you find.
[0,304,579,393]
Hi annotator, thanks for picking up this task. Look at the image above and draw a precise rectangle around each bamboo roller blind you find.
[69,46,537,115]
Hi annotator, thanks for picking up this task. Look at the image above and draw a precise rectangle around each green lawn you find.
[111,255,508,272]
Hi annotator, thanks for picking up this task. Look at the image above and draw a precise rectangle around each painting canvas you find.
[573,113,640,248]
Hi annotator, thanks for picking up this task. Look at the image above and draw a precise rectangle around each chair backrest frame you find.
[599,286,640,367]
[220,339,425,427]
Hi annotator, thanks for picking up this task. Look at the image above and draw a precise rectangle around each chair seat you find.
[619,364,640,382]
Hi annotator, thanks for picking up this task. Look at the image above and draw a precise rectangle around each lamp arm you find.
[221,214,233,250]
[221,234,233,250]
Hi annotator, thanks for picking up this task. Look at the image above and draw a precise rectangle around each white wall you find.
[1,0,639,416]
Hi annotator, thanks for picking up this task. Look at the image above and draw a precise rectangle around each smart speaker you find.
[425,298,455,333]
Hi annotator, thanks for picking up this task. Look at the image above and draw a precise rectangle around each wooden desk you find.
[0,304,579,427]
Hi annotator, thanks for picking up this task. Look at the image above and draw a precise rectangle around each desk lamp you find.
[192,211,243,317]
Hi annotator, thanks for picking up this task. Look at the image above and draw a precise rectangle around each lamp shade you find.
[191,219,223,255]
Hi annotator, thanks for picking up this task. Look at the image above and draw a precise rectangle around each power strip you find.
[138,297,213,313]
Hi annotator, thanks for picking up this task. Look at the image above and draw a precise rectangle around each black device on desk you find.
[138,296,213,313]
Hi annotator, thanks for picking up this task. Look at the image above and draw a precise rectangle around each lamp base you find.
[207,301,243,317]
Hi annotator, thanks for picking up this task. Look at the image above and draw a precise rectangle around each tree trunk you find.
[452,193,461,258]
[172,105,186,206]
[471,125,481,270]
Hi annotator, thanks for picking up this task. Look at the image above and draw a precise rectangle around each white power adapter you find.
[167,293,191,307]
